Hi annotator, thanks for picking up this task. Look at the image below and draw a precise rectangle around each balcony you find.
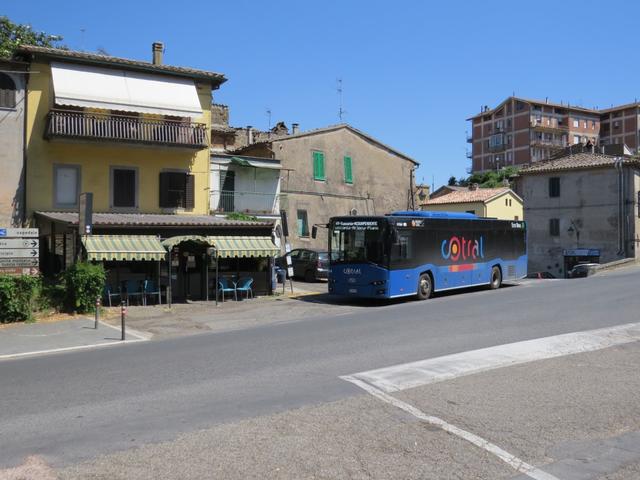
[530,137,566,148]
[488,143,506,152]
[212,191,282,215]
[45,109,208,149]
[466,134,473,143]
[530,120,569,133]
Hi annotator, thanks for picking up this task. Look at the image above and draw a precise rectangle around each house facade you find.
[234,124,419,250]
[12,44,279,300]
[421,185,523,220]
[516,150,640,277]
[0,59,28,227]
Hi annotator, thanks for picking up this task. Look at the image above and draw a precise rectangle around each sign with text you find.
[0,238,39,249]
[0,257,39,268]
[0,228,38,238]
[0,227,39,275]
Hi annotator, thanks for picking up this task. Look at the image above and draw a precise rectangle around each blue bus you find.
[326,211,527,300]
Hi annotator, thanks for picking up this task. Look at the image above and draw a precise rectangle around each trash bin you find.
[276,268,286,284]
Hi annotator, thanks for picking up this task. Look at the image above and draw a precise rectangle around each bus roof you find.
[388,211,480,220]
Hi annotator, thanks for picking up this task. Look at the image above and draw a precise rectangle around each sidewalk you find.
[0,317,147,360]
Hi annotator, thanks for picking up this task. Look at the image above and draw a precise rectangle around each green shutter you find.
[313,151,325,181]
[343,156,353,184]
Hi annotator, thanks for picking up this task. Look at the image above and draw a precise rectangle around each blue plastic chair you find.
[218,277,237,302]
[104,285,121,307]
[143,279,162,306]
[125,279,144,305]
[235,277,254,300]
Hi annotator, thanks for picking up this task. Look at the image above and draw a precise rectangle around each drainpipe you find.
[615,157,624,255]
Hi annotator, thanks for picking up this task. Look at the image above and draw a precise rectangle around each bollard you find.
[94,297,101,329]
[120,303,127,341]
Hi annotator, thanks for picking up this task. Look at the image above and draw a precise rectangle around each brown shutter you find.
[159,172,169,208]
[185,174,195,210]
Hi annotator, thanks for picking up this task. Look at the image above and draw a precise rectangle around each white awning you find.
[51,62,203,118]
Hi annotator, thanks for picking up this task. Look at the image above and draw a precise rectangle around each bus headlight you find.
[371,280,386,286]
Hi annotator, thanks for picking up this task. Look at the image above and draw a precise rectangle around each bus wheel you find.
[490,266,502,289]
[417,273,432,300]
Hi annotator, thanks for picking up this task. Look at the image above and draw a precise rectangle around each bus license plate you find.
[349,288,357,294]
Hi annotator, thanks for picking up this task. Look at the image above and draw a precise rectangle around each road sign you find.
[0,249,39,258]
[0,228,38,238]
[0,267,39,276]
[0,257,39,268]
[0,238,39,249]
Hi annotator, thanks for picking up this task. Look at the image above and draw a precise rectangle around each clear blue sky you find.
[6,0,639,188]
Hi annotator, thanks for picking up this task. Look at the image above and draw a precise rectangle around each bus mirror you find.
[311,225,318,239]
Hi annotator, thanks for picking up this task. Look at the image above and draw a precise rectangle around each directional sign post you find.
[0,227,39,275]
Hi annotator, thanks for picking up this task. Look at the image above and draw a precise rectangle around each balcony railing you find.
[46,109,208,148]
[530,138,566,147]
[212,191,282,215]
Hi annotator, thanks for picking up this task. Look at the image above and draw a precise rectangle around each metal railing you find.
[212,190,282,214]
[46,109,208,148]
[530,137,566,147]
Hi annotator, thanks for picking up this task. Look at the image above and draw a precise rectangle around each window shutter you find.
[313,151,325,181]
[185,174,195,210]
[159,172,169,208]
[344,156,353,184]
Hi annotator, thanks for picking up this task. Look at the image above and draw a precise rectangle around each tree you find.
[447,175,457,186]
[0,16,64,58]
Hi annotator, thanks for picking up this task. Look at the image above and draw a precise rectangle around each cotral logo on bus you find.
[441,236,484,262]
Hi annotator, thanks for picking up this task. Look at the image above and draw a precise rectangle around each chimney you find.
[291,123,299,135]
[246,126,253,145]
[152,42,164,65]
[469,183,479,191]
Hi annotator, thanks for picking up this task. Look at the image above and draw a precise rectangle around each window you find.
[159,171,194,209]
[466,210,476,215]
[489,133,504,148]
[549,177,560,197]
[591,120,596,129]
[573,135,580,144]
[583,121,587,128]
[549,218,560,236]
[506,151,513,163]
[505,198,509,206]
[297,210,309,237]
[343,156,353,184]
[312,151,325,181]
[54,165,80,208]
[506,134,512,144]
[0,73,17,109]
[111,168,137,208]
[516,101,524,111]
[573,119,579,128]
[507,119,512,128]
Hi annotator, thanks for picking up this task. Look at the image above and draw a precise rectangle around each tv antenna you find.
[266,108,272,130]
[337,78,346,122]
[80,28,86,51]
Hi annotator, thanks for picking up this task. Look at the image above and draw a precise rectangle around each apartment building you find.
[599,102,640,150]
[468,97,600,173]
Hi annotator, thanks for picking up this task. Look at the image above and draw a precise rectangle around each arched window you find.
[0,73,17,109]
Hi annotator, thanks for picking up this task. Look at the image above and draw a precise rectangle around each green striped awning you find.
[82,235,167,261]
[161,235,211,249]
[208,236,279,258]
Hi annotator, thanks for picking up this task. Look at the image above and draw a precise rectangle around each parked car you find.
[568,263,599,278]
[526,271,556,279]
[275,248,330,282]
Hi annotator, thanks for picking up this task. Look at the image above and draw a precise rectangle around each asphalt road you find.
[2,266,639,469]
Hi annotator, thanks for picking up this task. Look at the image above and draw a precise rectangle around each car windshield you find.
[330,219,386,266]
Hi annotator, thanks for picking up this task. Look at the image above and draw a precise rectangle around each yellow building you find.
[18,44,224,218]
[421,185,523,220]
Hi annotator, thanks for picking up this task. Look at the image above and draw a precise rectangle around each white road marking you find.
[342,375,560,480]
[349,322,640,393]
[98,320,151,340]
[0,338,146,360]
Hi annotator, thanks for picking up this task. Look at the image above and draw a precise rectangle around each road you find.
[2,266,640,477]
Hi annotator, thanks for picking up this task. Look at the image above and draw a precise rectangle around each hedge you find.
[0,274,41,323]
[0,262,106,322]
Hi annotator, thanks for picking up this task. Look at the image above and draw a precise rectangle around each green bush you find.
[0,275,41,323]
[62,262,106,313]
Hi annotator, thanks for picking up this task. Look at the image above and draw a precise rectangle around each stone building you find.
[233,124,419,249]
[0,58,28,227]
[516,148,640,277]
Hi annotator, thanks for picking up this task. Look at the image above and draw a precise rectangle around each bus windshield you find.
[330,219,387,266]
